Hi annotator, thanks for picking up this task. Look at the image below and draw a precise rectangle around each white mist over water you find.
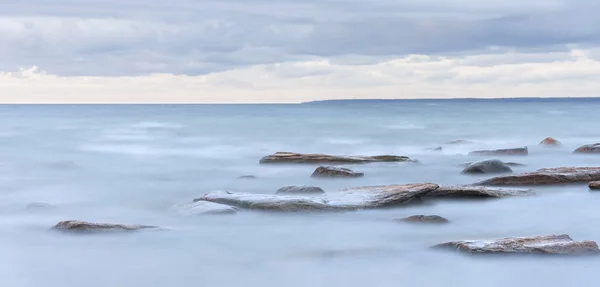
[1,101,600,287]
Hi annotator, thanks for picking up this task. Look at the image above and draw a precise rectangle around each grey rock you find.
[177,200,238,215]
[311,166,364,178]
[52,220,159,233]
[395,215,449,224]
[462,159,513,174]
[276,185,325,195]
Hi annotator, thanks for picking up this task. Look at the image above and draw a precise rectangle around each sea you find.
[1,99,600,287]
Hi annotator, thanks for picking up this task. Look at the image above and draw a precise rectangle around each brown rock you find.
[259,152,415,164]
[311,166,364,178]
[540,137,561,146]
[476,167,600,186]
[574,143,600,154]
[433,234,600,255]
[469,147,528,156]
[590,181,600,190]
[426,185,534,198]
[395,215,449,224]
[52,220,158,233]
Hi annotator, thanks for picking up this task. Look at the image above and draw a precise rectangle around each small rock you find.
[237,175,257,180]
[446,140,475,145]
[276,185,325,195]
[426,146,443,151]
[311,166,364,178]
[475,167,600,186]
[395,215,449,224]
[177,200,238,215]
[469,147,528,156]
[259,152,416,164]
[462,159,513,174]
[52,220,158,233]
[540,137,561,146]
[433,234,600,255]
[574,143,600,154]
[590,181,600,190]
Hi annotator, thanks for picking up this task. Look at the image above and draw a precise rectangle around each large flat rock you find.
[475,167,600,186]
[426,185,534,198]
[433,234,600,255]
[200,183,438,212]
[259,152,415,164]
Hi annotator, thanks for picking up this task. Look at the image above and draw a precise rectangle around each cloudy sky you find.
[1,0,599,103]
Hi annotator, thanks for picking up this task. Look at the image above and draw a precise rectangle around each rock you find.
[475,167,600,186]
[469,147,528,156]
[446,140,475,145]
[426,146,443,151]
[52,220,159,233]
[276,185,325,195]
[395,215,449,224]
[311,166,364,178]
[200,183,439,212]
[458,161,525,167]
[177,200,238,215]
[574,143,600,154]
[589,181,600,190]
[259,152,415,164]
[426,185,534,198]
[461,159,513,174]
[540,137,561,146]
[25,202,57,210]
[433,234,600,255]
[237,175,257,180]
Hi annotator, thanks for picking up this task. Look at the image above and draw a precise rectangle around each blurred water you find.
[1,100,600,287]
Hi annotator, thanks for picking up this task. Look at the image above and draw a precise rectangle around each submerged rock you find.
[446,140,475,145]
[426,146,443,152]
[426,185,534,198]
[52,220,159,233]
[177,200,238,215]
[311,166,364,178]
[461,159,513,174]
[469,147,528,156]
[540,137,561,146]
[200,183,439,212]
[458,161,525,167]
[276,185,325,195]
[475,167,600,186]
[259,152,415,164]
[395,215,449,224]
[237,175,257,180]
[589,181,600,190]
[574,143,600,154]
[433,234,600,255]
[25,202,57,210]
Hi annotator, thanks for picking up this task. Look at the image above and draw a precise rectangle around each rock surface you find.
[200,183,439,212]
[574,143,600,154]
[469,147,528,156]
[395,215,449,224]
[433,234,600,255]
[259,152,415,164]
[475,167,600,186]
[52,220,158,233]
[177,200,238,215]
[426,185,534,198]
[540,137,561,146]
[311,166,364,178]
[461,159,513,174]
[276,185,325,195]
[589,181,600,190]
[237,175,257,180]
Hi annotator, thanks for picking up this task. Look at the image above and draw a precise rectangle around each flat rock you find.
[311,166,364,178]
[200,183,439,212]
[475,167,600,186]
[276,185,325,195]
[52,220,159,233]
[177,200,238,215]
[237,175,257,180]
[589,181,600,190]
[469,147,528,156]
[395,215,449,224]
[540,137,561,146]
[433,234,600,255]
[574,143,600,154]
[426,185,534,198]
[462,159,513,174]
[458,161,525,167]
[259,152,415,164]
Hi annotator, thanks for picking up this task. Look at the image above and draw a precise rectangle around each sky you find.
[1,0,600,103]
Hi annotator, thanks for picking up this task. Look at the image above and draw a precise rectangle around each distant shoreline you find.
[301,97,600,104]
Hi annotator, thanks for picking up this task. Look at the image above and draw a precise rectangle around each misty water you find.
[2,100,600,286]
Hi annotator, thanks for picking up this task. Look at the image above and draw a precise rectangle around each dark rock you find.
[589,181,600,190]
[52,220,159,233]
[276,185,325,195]
[540,137,561,146]
[475,167,600,186]
[177,201,238,215]
[259,152,416,164]
[237,175,257,180]
[433,234,600,255]
[574,143,600,154]
[395,215,449,224]
[462,159,513,174]
[426,185,534,198]
[200,183,439,212]
[469,147,528,156]
[311,166,364,178]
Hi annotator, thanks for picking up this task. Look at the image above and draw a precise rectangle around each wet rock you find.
[462,159,513,174]
[446,140,475,145]
[426,185,534,198]
[574,143,600,154]
[276,185,325,195]
[177,200,238,215]
[589,181,600,190]
[540,137,561,146]
[311,166,364,178]
[52,220,159,233]
[475,167,600,186]
[259,152,415,164]
[237,175,257,180]
[395,215,449,224]
[433,234,600,255]
[200,183,439,212]
[469,147,528,156]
